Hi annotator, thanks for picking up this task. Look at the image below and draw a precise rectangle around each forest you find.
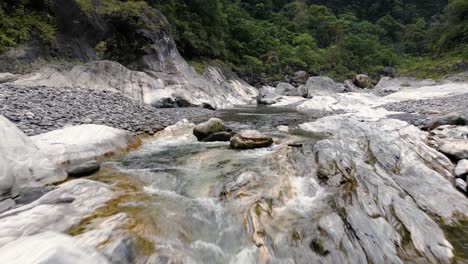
[1,0,467,82]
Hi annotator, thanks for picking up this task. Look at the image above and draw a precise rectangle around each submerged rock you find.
[230,130,273,149]
[193,118,230,141]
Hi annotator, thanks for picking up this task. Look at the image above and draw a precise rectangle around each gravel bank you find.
[0,85,214,136]
[382,93,468,115]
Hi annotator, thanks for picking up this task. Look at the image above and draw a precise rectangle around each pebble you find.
[0,84,214,136]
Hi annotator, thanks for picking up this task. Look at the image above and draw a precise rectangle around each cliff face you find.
[1,0,257,109]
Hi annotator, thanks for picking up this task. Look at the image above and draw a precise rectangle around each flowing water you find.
[104,106,328,263]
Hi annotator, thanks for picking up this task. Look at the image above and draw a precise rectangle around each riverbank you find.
[0,84,214,136]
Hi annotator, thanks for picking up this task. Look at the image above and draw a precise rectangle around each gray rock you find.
[455,178,467,192]
[193,118,228,141]
[439,140,468,161]
[353,74,373,88]
[275,82,300,96]
[292,71,309,84]
[304,76,345,98]
[230,130,273,149]
[427,112,468,130]
[257,86,282,105]
[66,160,101,177]
[201,131,235,142]
[0,198,15,214]
[455,159,468,177]
[379,67,395,77]
[102,235,137,264]
[0,73,16,83]
[0,232,110,264]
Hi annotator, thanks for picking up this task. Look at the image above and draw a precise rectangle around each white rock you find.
[31,124,134,165]
[455,178,467,192]
[0,232,110,264]
[0,116,66,189]
[0,179,114,247]
[455,160,468,177]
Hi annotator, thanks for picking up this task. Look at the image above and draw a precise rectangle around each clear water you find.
[105,106,323,263]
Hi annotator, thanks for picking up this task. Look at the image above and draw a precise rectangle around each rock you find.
[0,199,15,214]
[292,71,309,84]
[0,232,110,264]
[0,73,16,83]
[439,140,468,161]
[230,130,273,149]
[343,79,359,92]
[298,84,307,98]
[0,179,114,246]
[66,160,101,177]
[303,76,345,98]
[353,74,374,88]
[193,118,228,141]
[31,124,135,166]
[201,132,235,142]
[257,86,282,105]
[0,115,67,189]
[455,159,468,177]
[427,112,468,130]
[277,125,289,133]
[275,82,301,96]
[455,178,467,192]
[379,67,395,77]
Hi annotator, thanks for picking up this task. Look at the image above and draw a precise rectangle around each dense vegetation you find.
[0,0,467,82]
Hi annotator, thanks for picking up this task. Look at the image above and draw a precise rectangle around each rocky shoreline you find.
[0,84,214,136]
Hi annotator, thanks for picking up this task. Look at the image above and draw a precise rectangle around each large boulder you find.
[455,159,468,178]
[0,232,110,264]
[0,116,67,189]
[230,130,273,149]
[427,112,468,130]
[257,86,282,105]
[275,82,301,96]
[292,71,309,84]
[193,118,230,141]
[31,124,135,166]
[438,140,468,161]
[353,74,374,89]
[303,76,345,98]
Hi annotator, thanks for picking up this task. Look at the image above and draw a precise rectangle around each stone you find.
[257,86,282,105]
[353,74,373,88]
[303,76,345,98]
[31,124,134,166]
[0,179,114,247]
[201,131,235,142]
[455,159,468,177]
[455,178,467,192]
[427,112,468,130]
[230,130,273,149]
[66,160,101,177]
[439,140,468,161]
[379,67,395,77]
[292,71,309,84]
[0,232,110,264]
[275,82,301,96]
[0,73,16,83]
[0,115,67,189]
[193,118,228,141]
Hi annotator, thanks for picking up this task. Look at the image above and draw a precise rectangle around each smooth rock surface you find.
[275,82,300,96]
[66,160,101,177]
[303,76,345,97]
[257,86,282,105]
[439,140,468,160]
[427,112,468,130]
[0,179,114,247]
[455,159,468,177]
[0,232,110,264]
[31,124,134,165]
[230,130,273,149]
[0,115,66,189]
[193,118,228,141]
